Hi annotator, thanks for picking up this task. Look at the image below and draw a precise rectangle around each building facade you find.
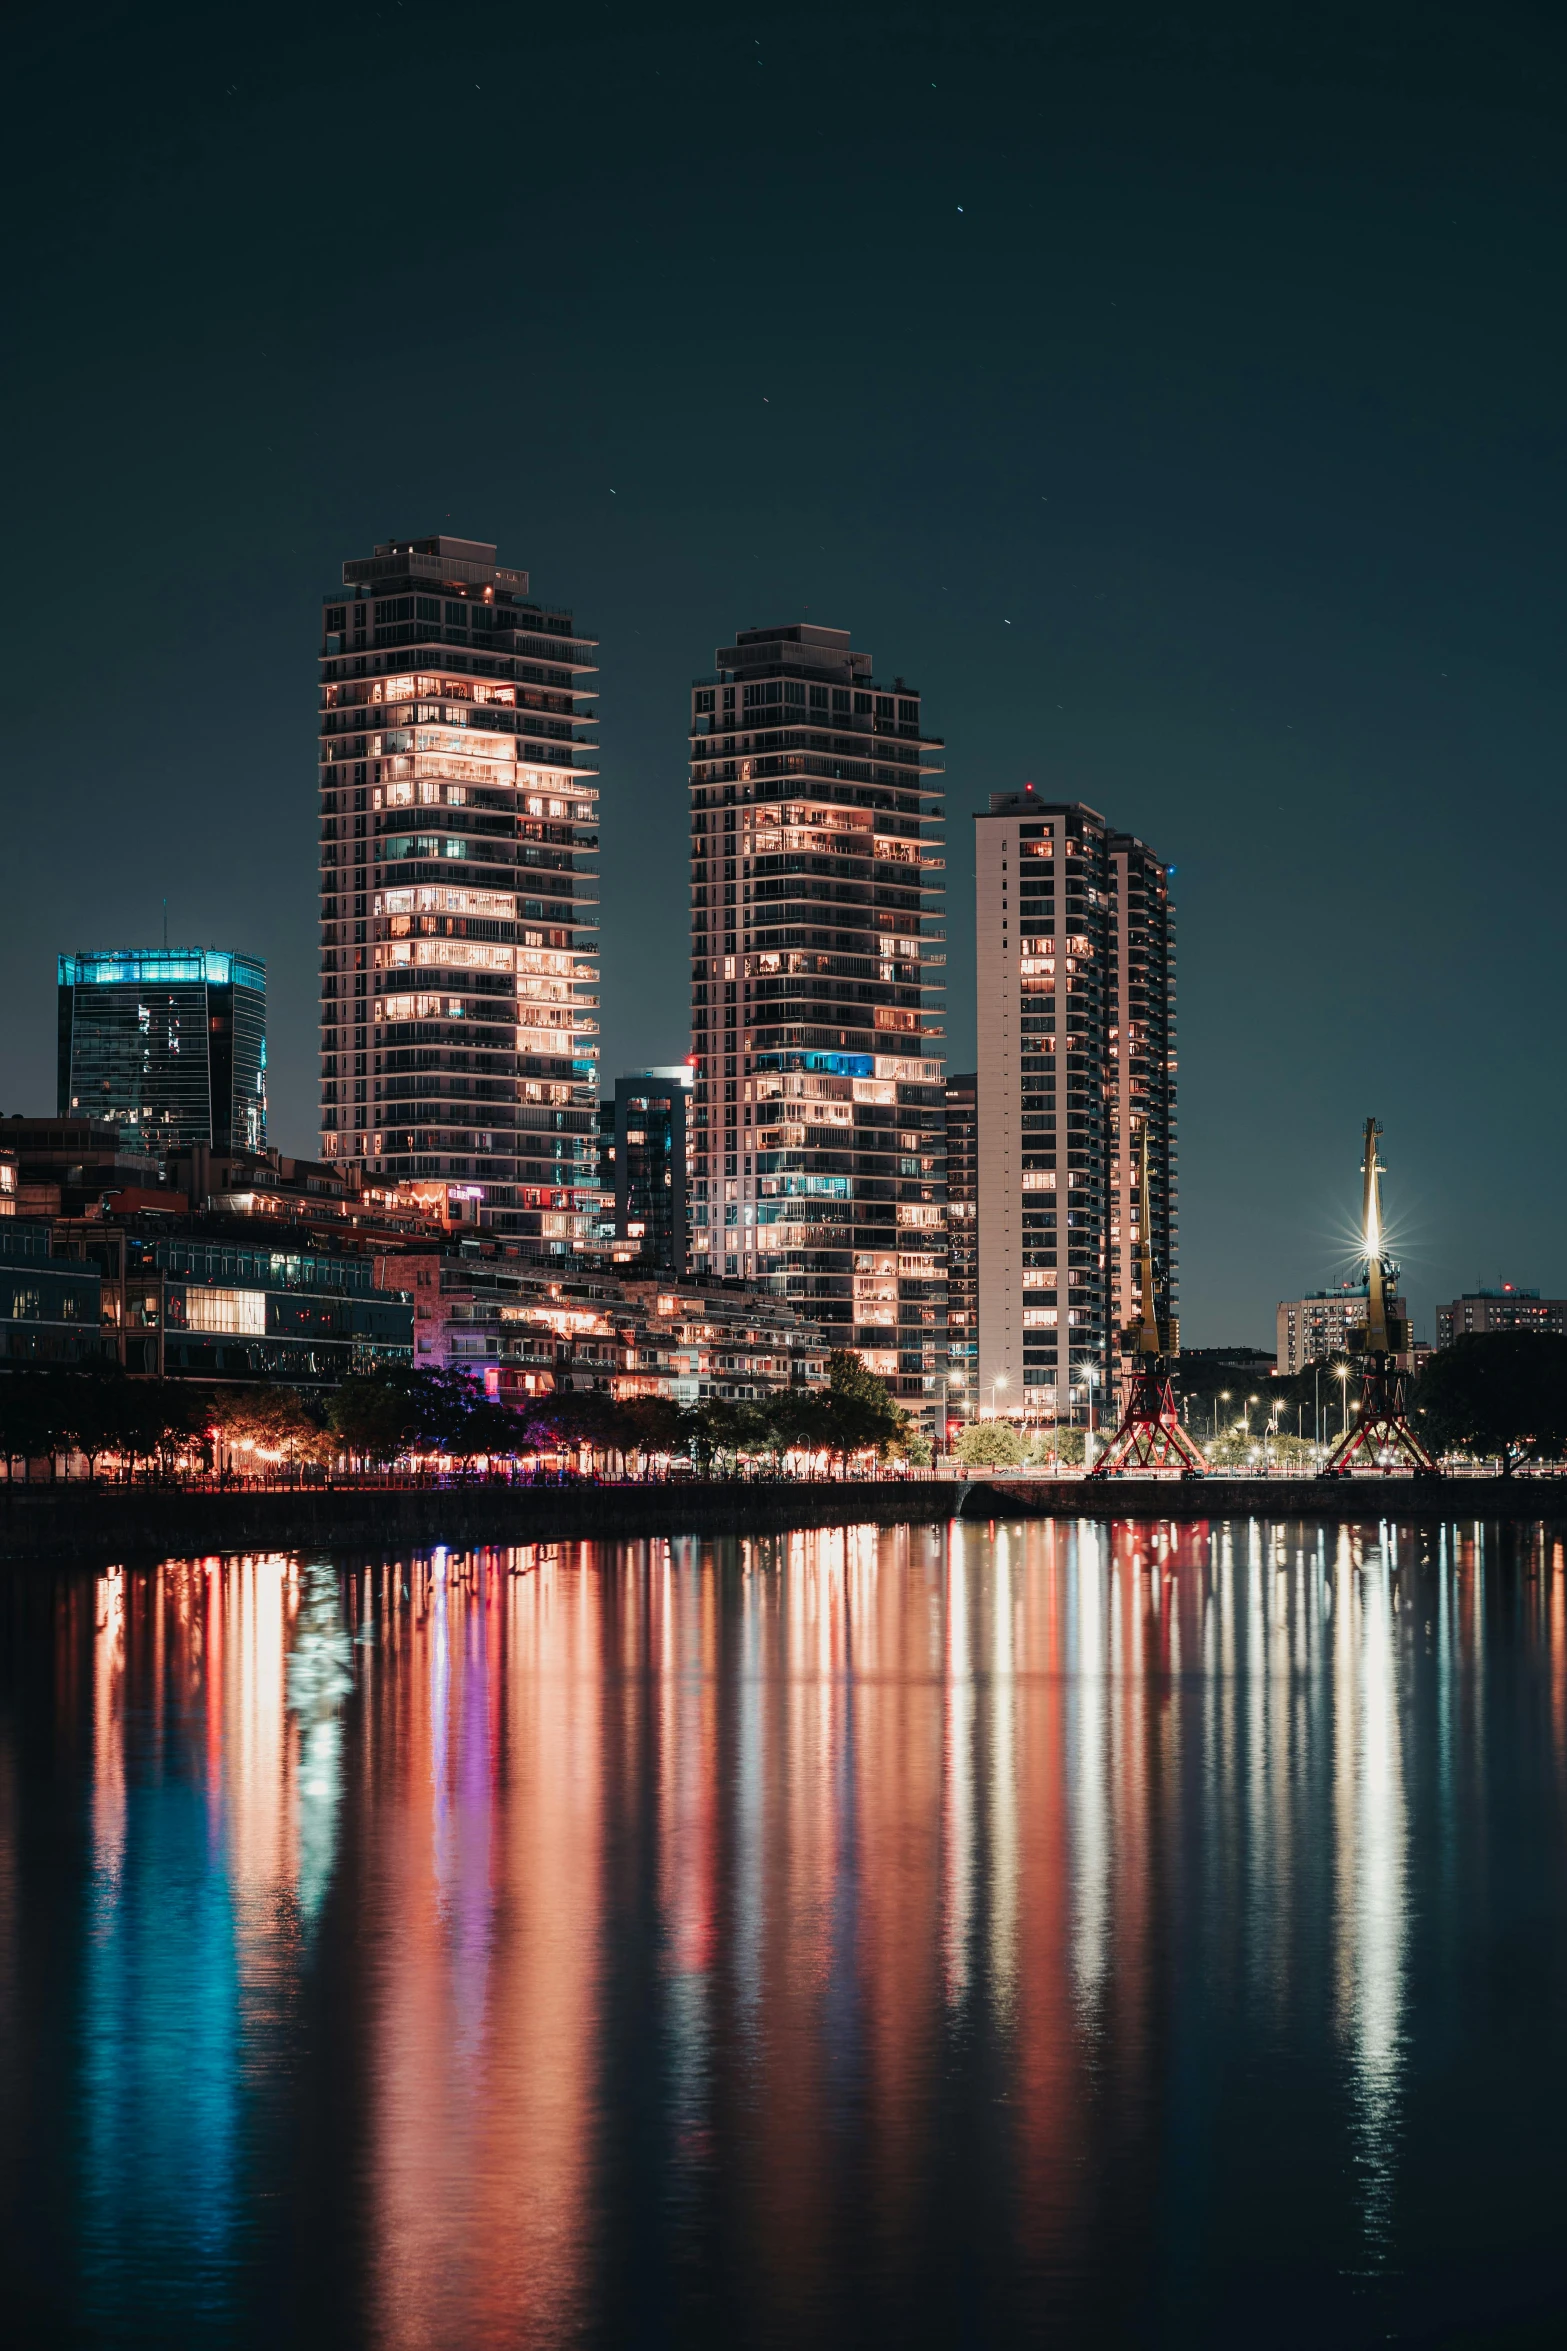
[1106,834,1178,1349]
[976,790,1176,1421]
[687,622,946,1415]
[602,1068,691,1273]
[0,1220,108,1368]
[57,1218,413,1382]
[944,1073,978,1424]
[1275,1285,1412,1374]
[58,950,266,1154]
[318,534,602,1255]
[389,1252,828,1406]
[1435,1287,1567,1345]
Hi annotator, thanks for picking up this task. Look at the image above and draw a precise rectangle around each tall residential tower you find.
[688,623,946,1414]
[975,790,1176,1423]
[318,536,601,1251]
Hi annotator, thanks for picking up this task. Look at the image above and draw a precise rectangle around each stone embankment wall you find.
[0,1480,961,1562]
[958,1475,1567,1523]
[3,1474,1562,1565]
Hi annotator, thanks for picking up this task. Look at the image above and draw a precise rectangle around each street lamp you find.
[1335,1361,1351,1445]
[1076,1363,1100,1466]
[1218,1389,1230,1447]
[992,1372,1009,1418]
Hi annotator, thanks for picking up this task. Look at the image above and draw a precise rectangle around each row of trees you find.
[326,1349,926,1474]
[0,1351,927,1482]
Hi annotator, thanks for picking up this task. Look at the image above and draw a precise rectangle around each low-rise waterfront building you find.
[0,1219,108,1368]
[382,1250,829,1406]
[54,1215,413,1383]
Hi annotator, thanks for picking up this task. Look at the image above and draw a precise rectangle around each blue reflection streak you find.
[80,1784,241,2330]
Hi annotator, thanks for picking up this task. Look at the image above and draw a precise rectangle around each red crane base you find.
[1321,1359,1435,1475]
[1088,1373,1210,1479]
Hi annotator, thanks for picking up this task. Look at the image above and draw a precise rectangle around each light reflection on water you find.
[3,1520,1567,2345]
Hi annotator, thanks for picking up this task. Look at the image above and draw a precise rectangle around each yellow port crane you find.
[1088,1121,1208,1478]
[1321,1116,1435,1475]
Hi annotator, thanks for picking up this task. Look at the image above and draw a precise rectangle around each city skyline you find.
[4,4,1564,1344]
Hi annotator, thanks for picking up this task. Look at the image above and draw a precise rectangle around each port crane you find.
[1088,1122,1209,1478]
[1321,1116,1435,1475]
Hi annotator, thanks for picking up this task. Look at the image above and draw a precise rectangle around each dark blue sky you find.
[3,1,1563,1342]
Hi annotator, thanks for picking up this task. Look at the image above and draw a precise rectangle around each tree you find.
[211,1383,329,1477]
[328,1373,423,1466]
[1415,1333,1567,1473]
[818,1350,906,1470]
[0,1373,69,1481]
[954,1421,1026,1468]
[616,1396,685,1476]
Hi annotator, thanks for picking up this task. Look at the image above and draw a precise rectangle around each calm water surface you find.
[4,1519,1567,2346]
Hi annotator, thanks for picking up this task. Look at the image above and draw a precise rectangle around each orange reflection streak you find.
[1552,1543,1566,1798]
[1009,1521,1082,2261]
[657,1536,720,2182]
[367,1547,603,2351]
[853,1526,942,2262]
[730,1526,848,2321]
[91,1568,126,1909]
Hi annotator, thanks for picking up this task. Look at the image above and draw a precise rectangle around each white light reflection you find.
[1333,1529,1408,2257]
[286,1561,353,1926]
[989,1528,1018,2020]
[1070,1525,1110,2015]
[942,1530,975,2006]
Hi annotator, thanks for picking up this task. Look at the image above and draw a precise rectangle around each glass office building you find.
[605,1067,692,1273]
[57,950,267,1155]
[319,534,602,1254]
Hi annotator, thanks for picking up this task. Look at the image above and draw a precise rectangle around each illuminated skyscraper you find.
[687,622,946,1413]
[58,949,266,1153]
[318,536,601,1252]
[975,791,1175,1421]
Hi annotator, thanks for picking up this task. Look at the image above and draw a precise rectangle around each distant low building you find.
[1275,1285,1411,1375]
[1436,1287,1567,1345]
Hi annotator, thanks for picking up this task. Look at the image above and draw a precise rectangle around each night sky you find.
[4,1,1564,1343]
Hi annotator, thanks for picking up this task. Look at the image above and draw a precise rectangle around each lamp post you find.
[1078,1363,1100,1468]
[1218,1390,1230,1449]
[1336,1362,1350,1446]
[991,1372,1008,1419]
